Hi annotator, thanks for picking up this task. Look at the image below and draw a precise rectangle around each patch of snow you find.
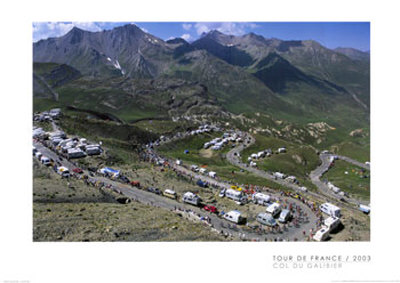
[113,60,121,70]
[107,57,112,62]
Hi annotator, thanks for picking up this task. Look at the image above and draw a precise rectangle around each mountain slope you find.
[192,32,370,110]
[33,24,174,78]
[33,62,81,99]
[33,25,369,129]
[334,47,370,61]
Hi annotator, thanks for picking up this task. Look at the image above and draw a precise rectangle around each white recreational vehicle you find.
[35,151,42,160]
[277,147,286,153]
[359,204,371,214]
[85,145,101,155]
[286,176,297,183]
[313,227,330,241]
[273,172,286,179]
[257,151,265,158]
[191,165,199,172]
[266,202,281,217]
[223,210,245,224]
[40,156,51,166]
[225,189,246,204]
[57,166,70,178]
[320,203,341,218]
[199,168,207,175]
[323,216,341,232]
[252,193,271,206]
[256,212,277,226]
[208,171,217,178]
[278,209,291,223]
[49,130,66,139]
[67,148,86,159]
[251,153,258,159]
[182,192,201,206]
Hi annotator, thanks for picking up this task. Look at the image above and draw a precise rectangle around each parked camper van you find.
[40,156,51,166]
[35,151,42,160]
[199,168,207,175]
[256,213,277,226]
[320,203,341,218]
[85,145,101,155]
[225,189,246,204]
[182,192,201,206]
[57,166,70,178]
[313,227,330,241]
[359,204,370,214]
[278,209,291,223]
[266,202,281,217]
[208,171,217,178]
[252,193,270,206]
[278,147,286,153]
[191,165,199,172]
[223,210,245,224]
[273,172,286,179]
[67,148,86,159]
[323,216,341,232]
[163,189,177,199]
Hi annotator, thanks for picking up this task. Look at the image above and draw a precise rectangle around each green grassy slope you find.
[240,134,320,190]
[322,160,370,201]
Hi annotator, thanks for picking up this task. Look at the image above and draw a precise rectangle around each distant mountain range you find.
[33,24,370,128]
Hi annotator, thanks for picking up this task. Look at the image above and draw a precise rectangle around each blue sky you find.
[33,22,370,51]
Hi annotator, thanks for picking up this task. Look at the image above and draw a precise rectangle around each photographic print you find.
[32,22,370,242]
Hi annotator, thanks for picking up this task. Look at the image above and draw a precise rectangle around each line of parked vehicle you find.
[203,131,244,151]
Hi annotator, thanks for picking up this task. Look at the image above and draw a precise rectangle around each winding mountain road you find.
[224,133,370,209]
[309,153,370,206]
[34,141,318,241]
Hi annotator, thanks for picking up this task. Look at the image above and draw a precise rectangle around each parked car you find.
[219,188,226,197]
[147,187,162,195]
[73,168,83,174]
[130,181,141,188]
[88,167,97,173]
[119,175,130,184]
[203,205,218,214]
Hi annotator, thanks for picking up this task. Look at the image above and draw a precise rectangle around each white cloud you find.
[194,22,259,36]
[182,23,192,30]
[32,22,103,42]
[180,33,192,41]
